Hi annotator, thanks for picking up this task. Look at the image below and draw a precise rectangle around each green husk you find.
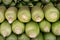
[18,34,30,40]
[36,2,42,7]
[10,2,16,6]
[31,6,44,22]
[52,21,60,35]
[39,20,51,32]
[43,2,59,22]
[28,2,34,8]
[17,2,24,8]
[31,33,44,40]
[23,0,30,2]
[6,34,17,40]
[2,0,12,5]
[25,21,40,38]
[18,6,31,23]
[33,0,39,2]
[1,21,11,37]
[5,7,17,24]
[0,0,1,3]
[44,33,56,40]
[51,0,57,2]
[41,0,50,3]
[12,20,25,35]
[0,35,5,40]
[0,6,6,23]
[14,0,18,4]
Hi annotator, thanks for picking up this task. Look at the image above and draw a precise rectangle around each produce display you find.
[0,0,60,40]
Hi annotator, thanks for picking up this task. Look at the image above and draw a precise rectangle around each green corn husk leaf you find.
[39,20,51,32]
[36,2,42,7]
[43,2,59,22]
[2,0,12,5]
[25,21,40,38]
[28,2,34,8]
[14,0,18,4]
[17,0,21,3]
[0,0,1,3]
[0,35,5,40]
[5,7,17,24]
[23,0,30,3]
[44,33,56,40]
[51,0,57,2]
[17,2,24,8]
[18,6,31,23]
[0,6,6,23]
[10,2,16,7]
[33,0,39,2]
[52,21,60,35]
[41,0,50,4]
[31,33,44,40]
[1,21,11,37]
[43,2,54,11]
[6,34,17,40]
[18,34,30,40]
[31,6,44,22]
[12,20,25,35]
